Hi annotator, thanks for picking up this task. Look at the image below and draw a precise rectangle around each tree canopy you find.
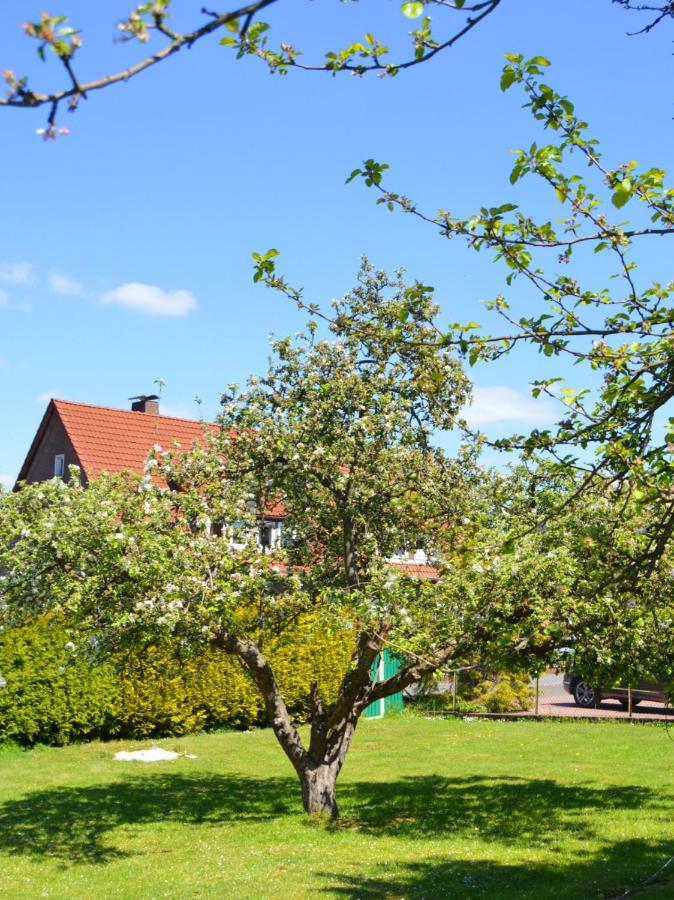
[3,260,672,816]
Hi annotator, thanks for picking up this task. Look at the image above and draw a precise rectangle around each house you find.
[16,395,284,550]
[17,395,210,485]
[17,395,439,575]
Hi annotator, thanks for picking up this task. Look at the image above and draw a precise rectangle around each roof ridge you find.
[52,398,213,426]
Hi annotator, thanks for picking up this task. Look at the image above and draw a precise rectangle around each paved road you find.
[527,672,674,721]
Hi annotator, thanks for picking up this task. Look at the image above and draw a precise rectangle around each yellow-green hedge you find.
[0,617,119,745]
[0,617,354,745]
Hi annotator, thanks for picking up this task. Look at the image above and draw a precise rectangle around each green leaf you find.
[401,2,424,19]
[528,55,551,67]
[490,203,518,215]
[500,66,516,92]
[611,178,632,209]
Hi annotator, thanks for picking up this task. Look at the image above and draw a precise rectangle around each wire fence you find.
[409,666,674,721]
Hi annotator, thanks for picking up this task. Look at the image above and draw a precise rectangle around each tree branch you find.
[213,627,308,770]
[0,1,279,113]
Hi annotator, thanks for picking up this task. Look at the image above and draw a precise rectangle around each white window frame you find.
[54,454,65,477]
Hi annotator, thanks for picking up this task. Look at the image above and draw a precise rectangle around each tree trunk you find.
[214,629,386,820]
[299,763,340,817]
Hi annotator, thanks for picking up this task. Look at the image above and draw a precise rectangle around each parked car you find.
[563,672,669,709]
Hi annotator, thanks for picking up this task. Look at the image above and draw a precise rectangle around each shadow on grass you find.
[0,772,670,867]
[0,774,298,864]
[334,774,667,841]
[319,839,674,899]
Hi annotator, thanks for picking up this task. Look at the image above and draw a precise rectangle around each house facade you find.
[17,395,438,575]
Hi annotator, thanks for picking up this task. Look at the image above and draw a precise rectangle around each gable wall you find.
[22,412,83,484]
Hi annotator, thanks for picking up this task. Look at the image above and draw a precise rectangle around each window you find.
[54,454,65,477]
[260,523,274,551]
[259,520,284,552]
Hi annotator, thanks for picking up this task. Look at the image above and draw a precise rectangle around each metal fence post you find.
[535,676,540,717]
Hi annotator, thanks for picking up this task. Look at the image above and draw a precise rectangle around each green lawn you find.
[0,716,672,899]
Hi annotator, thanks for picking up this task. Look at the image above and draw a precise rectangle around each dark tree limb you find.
[0,0,503,132]
[612,0,674,33]
[213,627,309,771]
[0,1,279,116]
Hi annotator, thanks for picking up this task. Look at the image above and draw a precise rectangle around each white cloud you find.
[36,388,61,405]
[0,262,35,285]
[0,474,14,490]
[464,385,559,427]
[100,282,197,317]
[49,272,84,296]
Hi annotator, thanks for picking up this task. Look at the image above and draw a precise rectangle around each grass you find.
[0,716,672,899]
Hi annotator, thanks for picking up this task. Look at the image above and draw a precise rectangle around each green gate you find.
[362,649,404,719]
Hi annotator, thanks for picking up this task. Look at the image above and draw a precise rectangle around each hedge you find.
[0,616,354,746]
[0,617,119,745]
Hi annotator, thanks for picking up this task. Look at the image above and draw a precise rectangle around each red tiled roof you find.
[271,561,440,580]
[390,562,441,579]
[53,399,217,478]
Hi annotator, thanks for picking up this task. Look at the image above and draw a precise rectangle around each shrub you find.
[111,644,263,737]
[0,615,355,744]
[410,667,534,715]
[0,617,119,745]
[470,673,534,713]
[112,616,354,737]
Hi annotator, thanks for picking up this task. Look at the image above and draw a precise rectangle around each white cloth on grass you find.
[114,747,180,762]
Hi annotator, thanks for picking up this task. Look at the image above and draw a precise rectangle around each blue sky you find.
[1,0,672,485]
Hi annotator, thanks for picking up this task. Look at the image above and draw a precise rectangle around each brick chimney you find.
[129,394,160,414]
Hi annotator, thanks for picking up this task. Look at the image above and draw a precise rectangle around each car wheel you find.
[573,680,601,708]
[619,698,641,710]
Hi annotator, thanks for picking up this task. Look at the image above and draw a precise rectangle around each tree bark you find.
[299,763,340,817]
